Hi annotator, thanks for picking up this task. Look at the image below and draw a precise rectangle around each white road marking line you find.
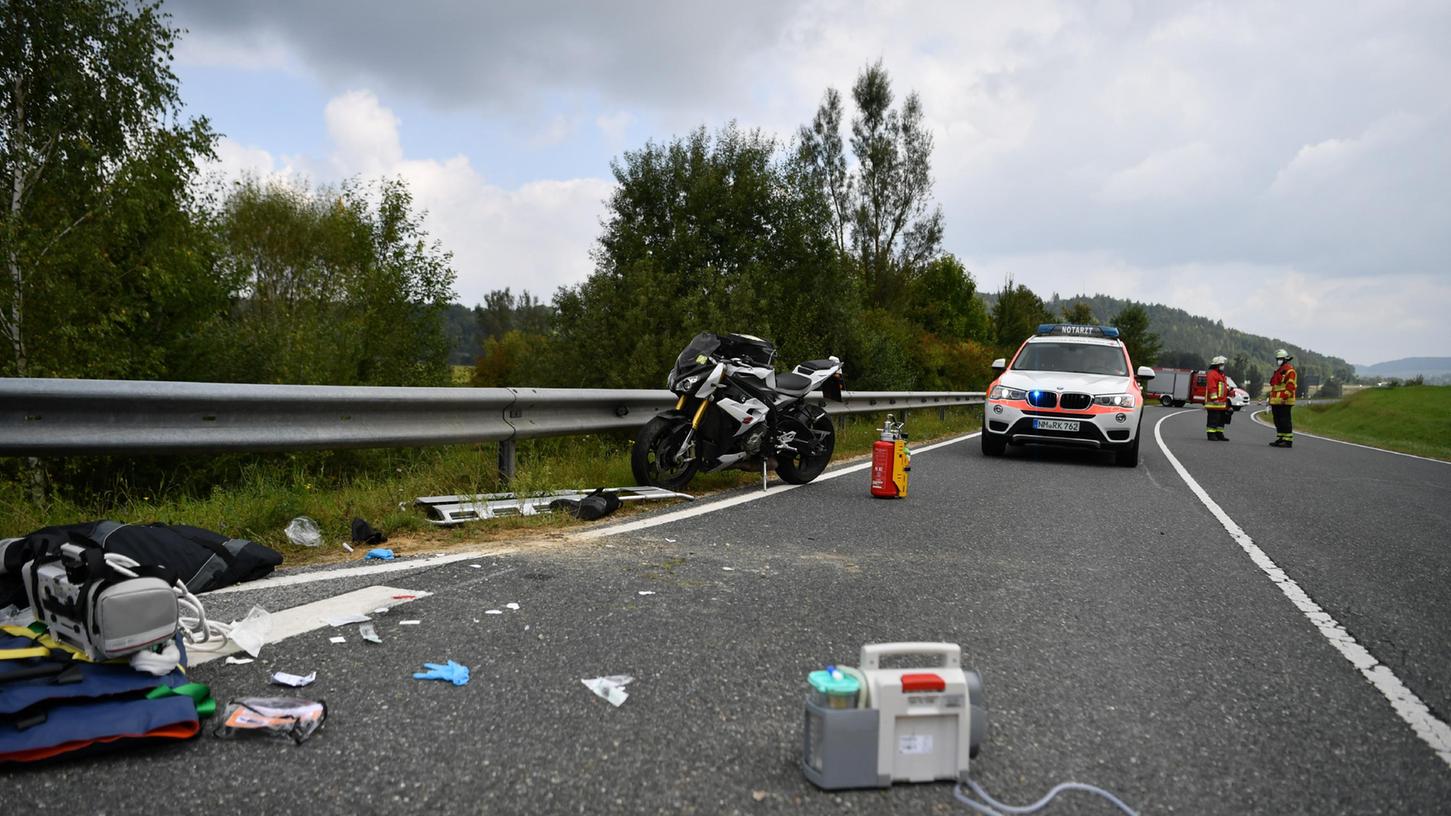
[1251,410,1449,465]
[1154,411,1451,769]
[576,432,979,540]
[190,585,430,665]
[206,548,517,595]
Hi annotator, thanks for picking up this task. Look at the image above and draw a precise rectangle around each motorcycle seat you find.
[772,372,814,396]
[795,359,836,372]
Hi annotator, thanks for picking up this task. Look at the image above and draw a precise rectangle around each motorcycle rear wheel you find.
[775,409,835,485]
[631,414,699,490]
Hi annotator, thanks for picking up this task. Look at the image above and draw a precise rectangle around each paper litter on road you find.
[505,603,520,610]
[637,590,656,596]
[374,607,389,615]
[325,612,371,627]
[399,620,421,626]
[665,538,676,543]
[469,564,483,569]
[581,675,634,707]
[722,567,735,571]
[485,609,503,615]
[329,636,347,644]
[271,671,316,688]
[224,656,254,665]
[359,622,382,644]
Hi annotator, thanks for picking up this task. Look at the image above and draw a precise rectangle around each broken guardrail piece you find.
[411,486,693,526]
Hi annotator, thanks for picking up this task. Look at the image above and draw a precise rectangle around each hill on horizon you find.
[1031,293,1358,388]
[1355,357,1451,384]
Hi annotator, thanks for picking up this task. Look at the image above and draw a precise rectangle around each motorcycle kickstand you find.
[761,459,768,492]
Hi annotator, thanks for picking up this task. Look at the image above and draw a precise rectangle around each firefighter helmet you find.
[1275,348,1292,361]
[1211,355,1227,366]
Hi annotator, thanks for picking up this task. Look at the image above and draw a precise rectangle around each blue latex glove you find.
[413,660,470,686]
[365,548,395,561]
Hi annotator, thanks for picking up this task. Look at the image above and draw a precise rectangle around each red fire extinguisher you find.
[870,415,910,498]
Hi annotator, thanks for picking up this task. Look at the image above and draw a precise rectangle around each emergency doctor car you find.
[981,324,1156,467]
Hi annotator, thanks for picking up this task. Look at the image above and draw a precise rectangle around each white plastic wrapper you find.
[284,516,322,547]
[0,604,37,628]
[582,675,634,707]
[216,697,327,744]
[228,606,272,658]
[270,671,317,688]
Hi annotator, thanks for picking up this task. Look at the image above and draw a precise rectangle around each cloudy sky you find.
[167,0,1451,365]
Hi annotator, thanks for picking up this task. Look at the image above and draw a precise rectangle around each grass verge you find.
[1260,385,1450,461]
[1,406,981,567]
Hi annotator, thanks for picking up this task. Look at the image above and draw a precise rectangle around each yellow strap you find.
[1,624,101,663]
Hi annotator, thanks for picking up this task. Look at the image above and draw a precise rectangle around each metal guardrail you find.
[0,378,983,476]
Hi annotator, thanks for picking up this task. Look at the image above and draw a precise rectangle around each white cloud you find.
[175,1,1451,358]
[1099,141,1229,205]
[595,111,634,143]
[204,91,612,305]
[967,250,1451,364]
[323,90,403,176]
[209,137,288,180]
[174,31,295,72]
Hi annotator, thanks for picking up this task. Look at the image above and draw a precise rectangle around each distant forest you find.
[448,288,1357,398]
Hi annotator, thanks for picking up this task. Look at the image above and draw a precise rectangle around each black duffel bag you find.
[1,521,281,603]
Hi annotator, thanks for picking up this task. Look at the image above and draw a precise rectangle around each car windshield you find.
[1011,341,1127,376]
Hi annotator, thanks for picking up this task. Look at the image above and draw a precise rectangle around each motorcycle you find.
[631,332,845,490]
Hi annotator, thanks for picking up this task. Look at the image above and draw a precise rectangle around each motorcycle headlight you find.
[676,374,701,394]
[989,385,1026,401]
[1093,393,1136,408]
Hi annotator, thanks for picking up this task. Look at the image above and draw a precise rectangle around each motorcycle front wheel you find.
[775,409,835,485]
[631,414,699,490]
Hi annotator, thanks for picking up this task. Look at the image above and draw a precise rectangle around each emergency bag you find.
[1,521,281,607]
[0,625,214,763]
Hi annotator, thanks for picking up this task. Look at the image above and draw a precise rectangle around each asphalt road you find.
[6,404,1449,814]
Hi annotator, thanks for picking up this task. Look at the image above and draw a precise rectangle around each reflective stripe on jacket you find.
[1269,363,1298,405]
[1205,368,1229,410]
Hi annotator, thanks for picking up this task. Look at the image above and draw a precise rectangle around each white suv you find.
[981,324,1155,467]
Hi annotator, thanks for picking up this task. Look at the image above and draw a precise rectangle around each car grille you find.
[1026,391,1058,409]
[1059,393,1091,410]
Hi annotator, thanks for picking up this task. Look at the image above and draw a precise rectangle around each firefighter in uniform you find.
[1205,355,1230,441]
[1268,349,1297,447]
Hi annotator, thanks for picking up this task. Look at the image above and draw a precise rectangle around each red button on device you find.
[901,673,945,693]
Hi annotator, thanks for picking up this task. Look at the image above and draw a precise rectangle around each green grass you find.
[1,406,981,566]
[1270,385,1451,460]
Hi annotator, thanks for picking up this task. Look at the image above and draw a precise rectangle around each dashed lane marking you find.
[1155,411,1451,769]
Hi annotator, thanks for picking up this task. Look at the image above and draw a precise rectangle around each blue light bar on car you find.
[1035,324,1120,339]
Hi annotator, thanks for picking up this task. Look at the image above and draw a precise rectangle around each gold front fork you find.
[691,398,711,428]
[675,395,687,411]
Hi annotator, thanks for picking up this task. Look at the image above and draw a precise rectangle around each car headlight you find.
[990,385,1026,401]
[1093,393,1136,408]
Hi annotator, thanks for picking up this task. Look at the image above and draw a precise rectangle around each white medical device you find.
[802,642,986,790]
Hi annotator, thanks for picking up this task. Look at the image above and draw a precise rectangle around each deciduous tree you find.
[1,0,219,379]
[799,60,944,309]
[194,177,456,386]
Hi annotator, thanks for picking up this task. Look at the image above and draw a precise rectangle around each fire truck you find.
[1146,368,1249,410]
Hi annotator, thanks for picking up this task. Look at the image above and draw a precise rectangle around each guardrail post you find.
[938,405,946,422]
[498,440,517,483]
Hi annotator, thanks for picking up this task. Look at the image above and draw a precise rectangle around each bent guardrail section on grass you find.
[0,378,983,476]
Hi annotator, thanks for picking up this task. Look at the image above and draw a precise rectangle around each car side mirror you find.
[991,358,1006,374]
[1137,366,1155,381]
